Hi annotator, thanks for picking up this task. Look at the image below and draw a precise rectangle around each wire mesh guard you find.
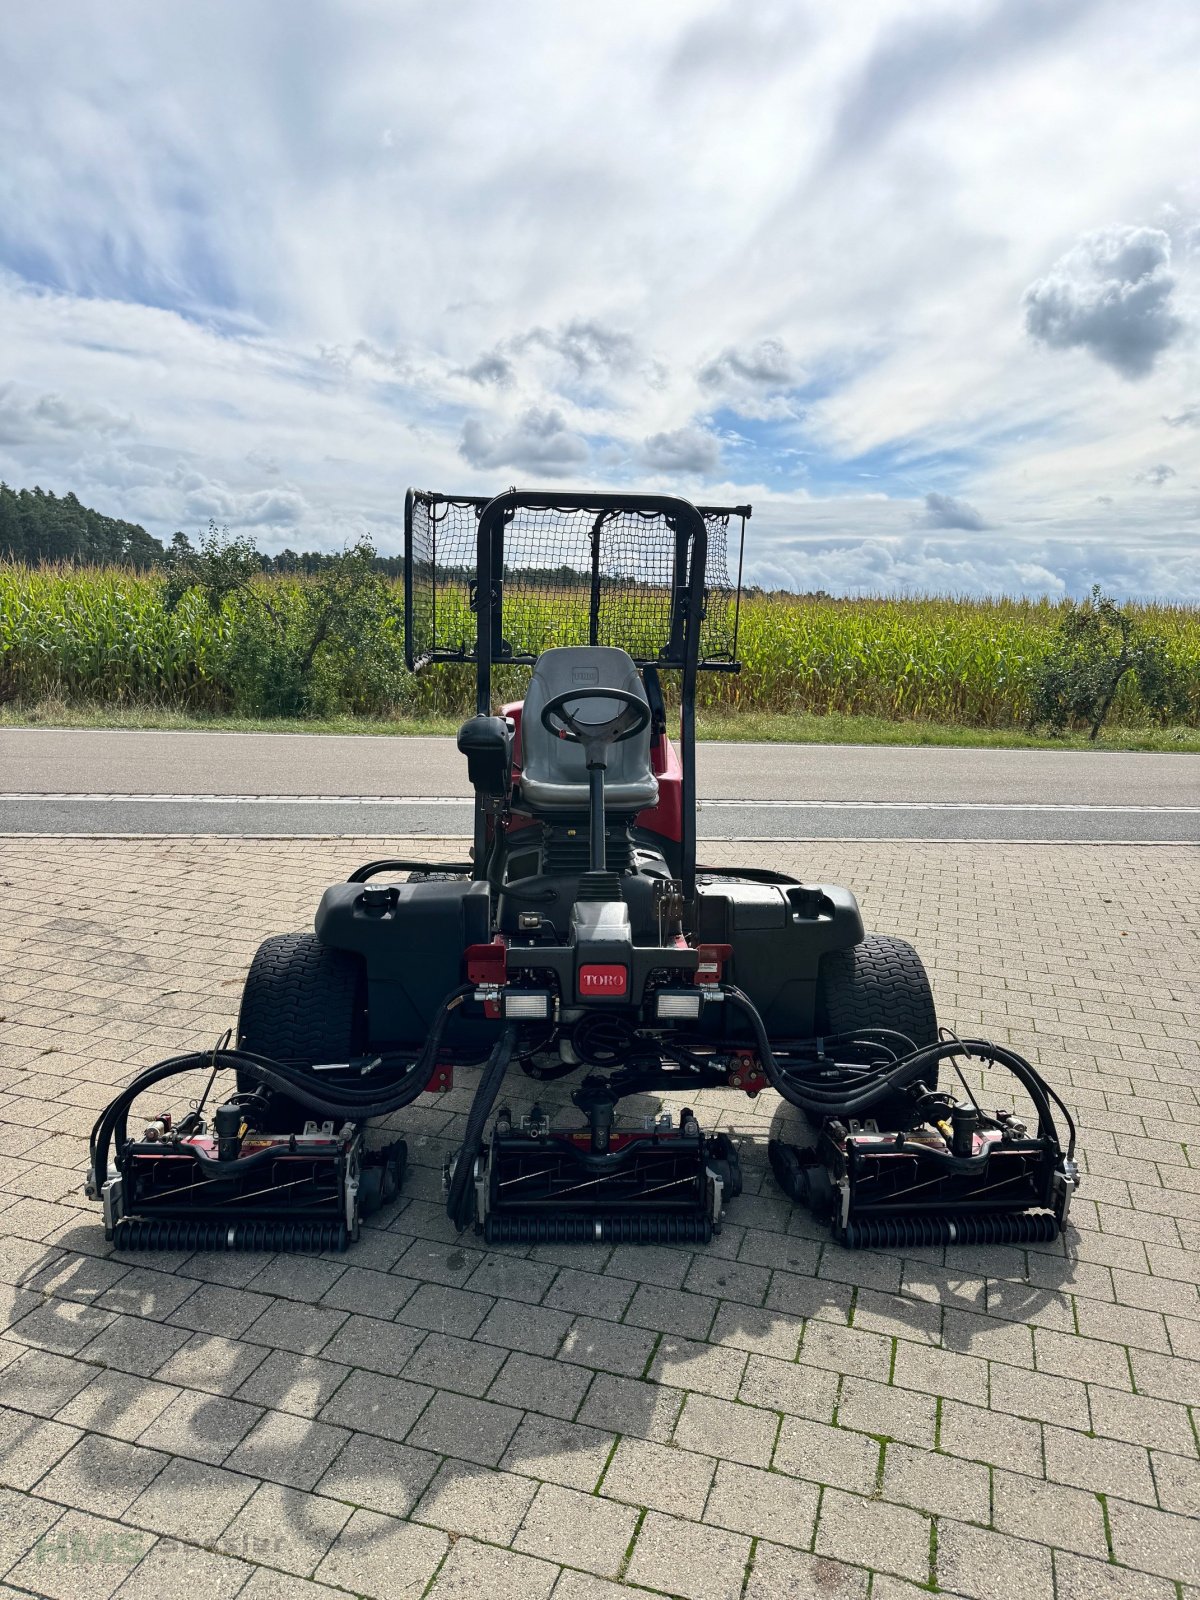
[405,492,746,669]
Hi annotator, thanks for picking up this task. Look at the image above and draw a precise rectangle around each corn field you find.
[3,562,1199,727]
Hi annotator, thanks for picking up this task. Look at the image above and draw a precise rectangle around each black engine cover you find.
[695,881,863,1038]
[315,879,491,1048]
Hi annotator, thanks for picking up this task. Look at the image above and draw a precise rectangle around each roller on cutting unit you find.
[87,488,1078,1251]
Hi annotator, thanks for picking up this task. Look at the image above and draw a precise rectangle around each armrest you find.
[457,715,514,799]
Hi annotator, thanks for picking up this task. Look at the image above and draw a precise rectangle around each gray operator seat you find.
[519,647,659,813]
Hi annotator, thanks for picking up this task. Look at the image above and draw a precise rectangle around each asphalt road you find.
[2,727,1198,841]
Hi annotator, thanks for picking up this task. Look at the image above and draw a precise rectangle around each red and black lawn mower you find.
[88,489,1078,1252]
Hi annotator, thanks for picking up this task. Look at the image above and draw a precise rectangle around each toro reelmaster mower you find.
[88,489,1078,1252]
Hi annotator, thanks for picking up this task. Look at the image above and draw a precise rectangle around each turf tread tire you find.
[238,932,366,1063]
[815,933,938,1111]
[816,933,937,1047]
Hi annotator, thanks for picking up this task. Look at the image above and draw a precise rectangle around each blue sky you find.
[0,0,1198,596]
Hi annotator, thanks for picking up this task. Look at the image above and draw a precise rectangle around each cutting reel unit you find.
[85,1034,429,1252]
[467,1080,743,1246]
[769,1036,1079,1249]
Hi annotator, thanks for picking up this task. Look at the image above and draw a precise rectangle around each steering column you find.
[538,687,651,872]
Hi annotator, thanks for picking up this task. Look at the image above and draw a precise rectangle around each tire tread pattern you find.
[237,932,365,1064]
[815,932,937,1047]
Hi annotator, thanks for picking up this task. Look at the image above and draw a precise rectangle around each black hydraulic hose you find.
[796,1027,917,1059]
[222,982,474,1116]
[775,1028,915,1083]
[445,1024,518,1233]
[89,984,475,1196]
[851,1035,1075,1159]
[90,1050,410,1199]
[721,986,931,1114]
[520,1056,577,1083]
[347,860,472,883]
[959,1039,1076,1161]
[719,986,1071,1150]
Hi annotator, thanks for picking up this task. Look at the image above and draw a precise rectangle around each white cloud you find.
[245,446,281,477]
[514,320,639,379]
[699,340,797,391]
[1134,462,1176,485]
[462,352,515,387]
[667,2,810,84]
[740,489,1200,599]
[919,491,989,531]
[0,384,131,446]
[0,2,1197,592]
[1023,226,1183,379]
[640,426,722,474]
[824,0,1097,166]
[459,408,589,474]
[182,483,308,527]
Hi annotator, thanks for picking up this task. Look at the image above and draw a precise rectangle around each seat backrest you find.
[520,647,655,799]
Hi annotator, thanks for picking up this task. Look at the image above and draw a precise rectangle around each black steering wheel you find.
[539,687,651,761]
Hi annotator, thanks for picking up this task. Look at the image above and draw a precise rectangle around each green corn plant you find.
[2,561,1198,727]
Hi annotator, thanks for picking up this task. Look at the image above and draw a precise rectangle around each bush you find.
[1029,586,1189,739]
[163,525,405,716]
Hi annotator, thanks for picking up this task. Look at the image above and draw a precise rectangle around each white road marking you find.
[4,794,1199,815]
[0,832,1192,847]
[704,799,1200,813]
[0,793,475,805]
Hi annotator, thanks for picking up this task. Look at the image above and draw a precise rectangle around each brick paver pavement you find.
[0,835,1197,1599]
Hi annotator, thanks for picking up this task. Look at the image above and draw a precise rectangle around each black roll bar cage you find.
[403,488,750,673]
[404,488,752,913]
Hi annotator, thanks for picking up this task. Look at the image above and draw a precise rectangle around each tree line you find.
[0,483,165,567]
[1,481,817,593]
[0,483,405,576]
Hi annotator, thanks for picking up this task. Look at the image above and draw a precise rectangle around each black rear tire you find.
[814,932,938,1115]
[237,932,366,1130]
